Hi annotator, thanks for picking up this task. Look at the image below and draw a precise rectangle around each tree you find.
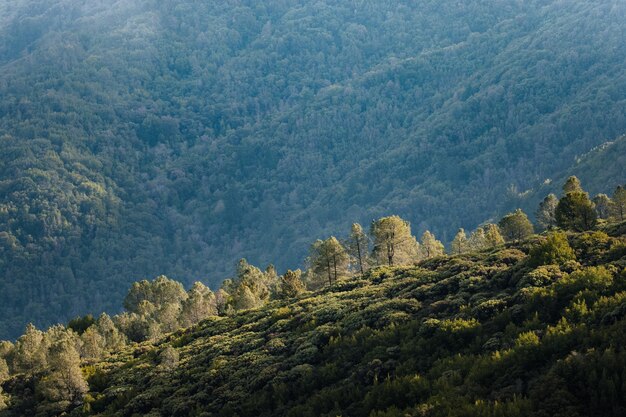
[310,237,349,286]
[483,224,505,247]
[592,194,613,220]
[468,227,487,251]
[611,185,626,221]
[95,313,126,351]
[0,355,8,410]
[370,216,419,266]
[124,275,187,314]
[347,223,369,277]
[39,335,88,407]
[536,194,559,230]
[278,269,306,299]
[556,192,597,232]
[80,326,105,360]
[12,323,46,375]
[499,209,534,242]
[450,228,468,255]
[228,259,277,311]
[563,176,583,194]
[419,231,444,259]
[528,231,576,267]
[159,346,179,371]
[181,282,217,327]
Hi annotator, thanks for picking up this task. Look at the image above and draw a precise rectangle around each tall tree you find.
[95,313,126,352]
[371,216,419,266]
[611,185,626,221]
[347,223,369,277]
[39,335,88,407]
[12,324,47,375]
[277,269,306,299]
[468,227,487,251]
[498,209,534,242]
[592,194,613,220]
[556,192,597,232]
[0,358,7,411]
[563,176,583,194]
[181,282,217,327]
[80,326,105,361]
[230,259,278,310]
[450,228,468,255]
[536,193,559,230]
[483,224,505,247]
[419,231,445,259]
[310,237,349,286]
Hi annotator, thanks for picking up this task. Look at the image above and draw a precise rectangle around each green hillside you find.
[1,225,625,416]
[1,0,626,339]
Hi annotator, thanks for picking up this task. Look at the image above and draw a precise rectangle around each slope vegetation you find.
[1,0,626,338]
[4,228,626,416]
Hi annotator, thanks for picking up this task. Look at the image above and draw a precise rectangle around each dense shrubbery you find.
[1,181,625,415]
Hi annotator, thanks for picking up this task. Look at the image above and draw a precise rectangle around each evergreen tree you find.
[80,326,105,360]
[371,216,419,266]
[310,237,349,286]
[469,227,487,251]
[483,224,505,247]
[159,346,179,371]
[563,176,583,194]
[556,192,597,231]
[13,324,46,375]
[419,231,445,259]
[536,193,559,230]
[95,313,126,352]
[348,223,369,277]
[592,194,613,220]
[0,357,7,411]
[450,228,468,255]
[498,209,534,242]
[181,282,217,327]
[278,269,306,299]
[611,185,626,221]
[39,335,88,407]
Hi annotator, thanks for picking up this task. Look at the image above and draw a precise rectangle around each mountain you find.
[1,0,626,339]
[1,227,626,416]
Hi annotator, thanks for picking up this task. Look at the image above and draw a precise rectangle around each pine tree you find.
[556,192,597,231]
[348,223,369,277]
[371,216,419,266]
[499,209,534,242]
[483,224,505,248]
[13,323,47,375]
[563,176,583,194]
[39,335,88,407]
[469,227,487,251]
[419,231,445,259]
[450,228,468,255]
[80,326,105,360]
[95,313,126,352]
[310,237,349,286]
[611,185,626,221]
[278,269,306,298]
[158,346,179,371]
[536,193,559,230]
[181,282,217,327]
[592,194,613,220]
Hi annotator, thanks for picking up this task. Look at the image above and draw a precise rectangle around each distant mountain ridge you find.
[0,0,625,338]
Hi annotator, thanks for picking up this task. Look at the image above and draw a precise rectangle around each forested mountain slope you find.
[2,227,626,416]
[1,0,625,338]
